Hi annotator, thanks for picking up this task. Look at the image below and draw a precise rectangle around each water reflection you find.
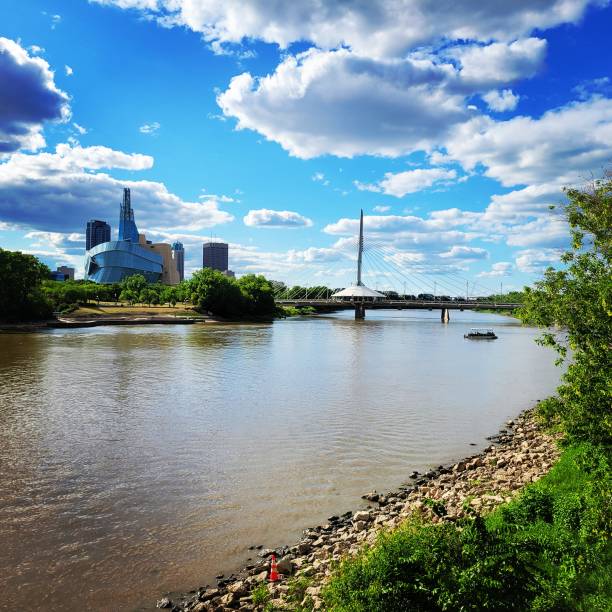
[0,312,561,611]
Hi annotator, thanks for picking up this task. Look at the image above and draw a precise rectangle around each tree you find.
[237,274,276,315]
[519,173,611,446]
[119,288,138,305]
[121,273,148,295]
[0,249,53,321]
[187,268,244,316]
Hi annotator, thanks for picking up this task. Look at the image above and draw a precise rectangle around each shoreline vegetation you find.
[156,176,610,611]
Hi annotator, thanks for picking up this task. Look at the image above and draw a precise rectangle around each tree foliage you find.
[519,174,612,446]
[0,248,53,321]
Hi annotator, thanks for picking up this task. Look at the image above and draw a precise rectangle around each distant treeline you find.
[0,250,278,322]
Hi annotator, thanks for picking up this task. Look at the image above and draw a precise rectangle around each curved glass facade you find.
[85,240,163,283]
[84,188,165,284]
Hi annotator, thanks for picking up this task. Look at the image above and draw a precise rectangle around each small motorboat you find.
[464,328,498,339]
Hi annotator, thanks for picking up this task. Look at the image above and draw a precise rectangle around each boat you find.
[464,328,498,339]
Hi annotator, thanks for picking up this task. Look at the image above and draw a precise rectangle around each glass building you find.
[172,241,185,281]
[86,219,111,251]
[202,241,228,271]
[84,188,163,284]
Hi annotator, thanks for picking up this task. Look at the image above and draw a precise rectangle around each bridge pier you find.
[355,302,366,320]
[441,307,450,323]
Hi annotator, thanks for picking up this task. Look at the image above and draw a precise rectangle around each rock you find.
[353,520,367,532]
[156,597,172,609]
[306,586,322,597]
[352,510,371,522]
[253,570,268,583]
[258,548,275,558]
[276,556,294,575]
[191,603,209,612]
[227,580,246,595]
[297,542,312,555]
[198,588,219,602]
[362,490,379,502]
[219,592,236,606]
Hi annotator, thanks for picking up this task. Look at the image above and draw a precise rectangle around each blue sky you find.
[0,0,611,295]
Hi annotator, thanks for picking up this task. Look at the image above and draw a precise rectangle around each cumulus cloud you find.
[482,89,520,112]
[0,37,70,153]
[217,49,471,158]
[0,143,234,232]
[64,65,73,76]
[515,248,564,273]
[243,208,313,228]
[441,97,612,188]
[448,38,546,85]
[373,205,391,213]
[91,0,597,59]
[356,167,457,197]
[478,262,512,277]
[139,121,160,134]
[439,245,488,260]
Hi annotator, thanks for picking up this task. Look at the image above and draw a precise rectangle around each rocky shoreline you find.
[157,408,560,611]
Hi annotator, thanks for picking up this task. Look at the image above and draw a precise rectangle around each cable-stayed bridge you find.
[274,210,521,320]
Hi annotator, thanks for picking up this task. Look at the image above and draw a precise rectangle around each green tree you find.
[187,268,244,316]
[0,249,53,321]
[237,274,276,315]
[121,273,148,295]
[119,288,138,305]
[519,174,611,446]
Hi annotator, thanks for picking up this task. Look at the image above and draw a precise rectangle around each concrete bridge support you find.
[441,307,450,323]
[355,302,366,320]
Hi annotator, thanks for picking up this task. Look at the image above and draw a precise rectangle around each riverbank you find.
[158,407,561,611]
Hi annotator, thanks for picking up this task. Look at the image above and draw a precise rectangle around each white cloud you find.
[478,262,512,277]
[356,167,457,197]
[72,122,88,135]
[515,248,563,273]
[64,65,73,76]
[448,38,546,84]
[0,143,234,232]
[442,97,612,188]
[218,49,472,159]
[91,0,597,59]
[139,121,161,134]
[439,245,488,260]
[373,205,390,213]
[482,89,520,112]
[0,37,70,153]
[243,208,313,228]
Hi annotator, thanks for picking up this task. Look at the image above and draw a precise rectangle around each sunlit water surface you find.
[0,310,561,610]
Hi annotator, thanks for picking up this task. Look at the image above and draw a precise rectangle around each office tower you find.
[172,241,185,282]
[202,242,228,272]
[86,219,111,251]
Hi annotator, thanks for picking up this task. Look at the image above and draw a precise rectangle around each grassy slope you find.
[323,443,611,611]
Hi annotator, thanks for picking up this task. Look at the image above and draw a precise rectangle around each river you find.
[0,310,561,610]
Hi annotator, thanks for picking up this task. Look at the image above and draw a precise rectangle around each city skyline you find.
[1,1,611,293]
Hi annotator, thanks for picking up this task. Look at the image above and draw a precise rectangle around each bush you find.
[324,445,611,611]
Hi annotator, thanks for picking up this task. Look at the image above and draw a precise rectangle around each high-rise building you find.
[172,241,185,281]
[203,241,228,272]
[50,266,75,281]
[86,219,111,251]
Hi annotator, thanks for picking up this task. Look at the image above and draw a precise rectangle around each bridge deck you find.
[276,299,521,310]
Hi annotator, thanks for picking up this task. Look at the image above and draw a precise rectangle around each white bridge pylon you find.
[331,209,385,319]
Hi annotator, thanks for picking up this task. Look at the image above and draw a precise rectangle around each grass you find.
[323,443,611,611]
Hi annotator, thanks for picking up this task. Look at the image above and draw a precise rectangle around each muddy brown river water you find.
[0,310,561,610]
